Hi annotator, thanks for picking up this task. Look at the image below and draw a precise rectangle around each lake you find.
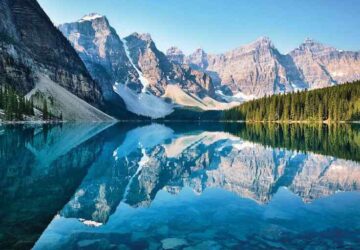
[0,122,359,249]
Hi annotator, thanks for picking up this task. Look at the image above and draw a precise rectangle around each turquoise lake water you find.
[0,122,359,249]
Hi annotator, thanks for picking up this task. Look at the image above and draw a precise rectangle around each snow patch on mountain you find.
[164,85,238,110]
[121,38,150,93]
[215,90,254,103]
[113,83,174,119]
[232,91,256,101]
[79,13,104,22]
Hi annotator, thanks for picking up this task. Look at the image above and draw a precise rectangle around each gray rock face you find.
[186,37,360,98]
[290,39,360,89]
[187,48,209,70]
[209,37,294,97]
[60,16,215,115]
[124,33,215,97]
[59,14,142,98]
[166,46,185,64]
[0,0,102,105]
[124,32,172,95]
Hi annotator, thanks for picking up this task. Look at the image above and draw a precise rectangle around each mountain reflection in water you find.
[0,122,359,249]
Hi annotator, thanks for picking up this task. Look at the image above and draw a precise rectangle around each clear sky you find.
[38,0,360,55]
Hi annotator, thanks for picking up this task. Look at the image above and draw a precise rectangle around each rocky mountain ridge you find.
[172,37,360,98]
[60,14,233,118]
[124,32,215,97]
[58,13,360,117]
[2,1,360,120]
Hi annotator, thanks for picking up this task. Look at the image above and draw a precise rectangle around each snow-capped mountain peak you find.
[79,13,105,22]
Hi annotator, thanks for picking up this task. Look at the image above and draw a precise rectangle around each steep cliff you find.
[59,14,141,98]
[0,0,112,121]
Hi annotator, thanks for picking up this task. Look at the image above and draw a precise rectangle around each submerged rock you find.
[161,238,188,249]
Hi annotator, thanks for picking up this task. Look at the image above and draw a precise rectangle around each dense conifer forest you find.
[0,85,60,121]
[0,85,34,120]
[224,81,360,122]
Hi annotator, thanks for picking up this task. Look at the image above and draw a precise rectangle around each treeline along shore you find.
[224,81,360,123]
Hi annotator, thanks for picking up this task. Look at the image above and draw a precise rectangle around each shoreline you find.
[1,119,359,125]
[219,120,360,124]
[0,120,65,125]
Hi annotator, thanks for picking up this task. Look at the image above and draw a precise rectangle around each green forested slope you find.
[224,81,360,122]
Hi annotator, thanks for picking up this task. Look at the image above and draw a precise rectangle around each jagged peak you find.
[301,38,326,47]
[166,46,184,55]
[140,33,152,41]
[126,32,155,49]
[295,38,337,53]
[256,36,272,43]
[190,48,207,57]
[304,37,316,44]
[230,36,275,54]
[195,47,206,53]
[129,32,153,42]
[79,13,106,22]
[250,36,273,47]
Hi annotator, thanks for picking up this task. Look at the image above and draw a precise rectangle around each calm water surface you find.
[0,122,359,249]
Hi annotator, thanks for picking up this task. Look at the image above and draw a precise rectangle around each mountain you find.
[58,14,146,119]
[198,37,296,98]
[60,15,236,119]
[166,46,185,65]
[2,2,359,120]
[59,14,142,99]
[59,17,172,118]
[290,38,360,88]
[185,37,360,98]
[123,32,215,97]
[0,0,113,121]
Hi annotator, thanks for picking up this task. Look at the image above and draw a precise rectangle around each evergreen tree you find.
[318,103,324,121]
[43,99,48,120]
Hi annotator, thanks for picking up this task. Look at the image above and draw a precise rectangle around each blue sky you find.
[38,0,360,55]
